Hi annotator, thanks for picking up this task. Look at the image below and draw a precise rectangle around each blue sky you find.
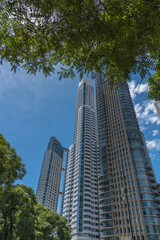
[0,62,79,192]
[0,63,160,195]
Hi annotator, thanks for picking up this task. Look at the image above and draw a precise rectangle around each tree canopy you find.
[0,134,26,186]
[35,204,71,240]
[0,134,71,240]
[0,0,160,99]
[0,184,71,240]
[147,71,160,101]
[0,184,37,240]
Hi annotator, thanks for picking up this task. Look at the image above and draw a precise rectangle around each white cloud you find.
[128,81,137,99]
[128,80,148,99]
[141,101,157,116]
[134,103,143,118]
[134,100,160,126]
[128,80,160,128]
[153,130,158,136]
[146,139,160,151]
[135,83,148,94]
[149,116,160,124]
[139,125,147,132]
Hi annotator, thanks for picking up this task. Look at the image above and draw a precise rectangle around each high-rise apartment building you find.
[36,136,67,212]
[62,78,100,240]
[154,101,160,117]
[96,74,160,240]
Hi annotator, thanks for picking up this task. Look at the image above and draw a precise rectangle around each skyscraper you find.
[62,78,100,240]
[36,136,67,212]
[96,74,160,240]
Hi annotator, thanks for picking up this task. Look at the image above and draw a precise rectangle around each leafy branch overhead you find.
[0,0,160,98]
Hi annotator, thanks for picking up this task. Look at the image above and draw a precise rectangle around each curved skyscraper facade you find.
[96,74,160,240]
[62,78,100,240]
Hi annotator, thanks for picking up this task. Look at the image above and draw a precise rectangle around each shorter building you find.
[36,136,67,212]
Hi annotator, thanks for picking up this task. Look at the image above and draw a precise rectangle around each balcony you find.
[152,191,160,197]
[146,171,154,177]
[154,197,160,204]
[150,184,157,190]
[146,165,152,171]
[148,177,156,183]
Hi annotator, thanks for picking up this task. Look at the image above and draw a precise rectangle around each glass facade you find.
[96,74,160,240]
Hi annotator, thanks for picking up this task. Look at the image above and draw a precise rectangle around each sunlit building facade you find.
[62,78,100,240]
[96,74,160,240]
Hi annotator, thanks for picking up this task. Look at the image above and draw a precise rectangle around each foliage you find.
[0,184,37,240]
[0,185,71,240]
[35,204,72,240]
[0,135,71,240]
[147,71,160,101]
[0,184,71,240]
[0,134,26,186]
[0,0,160,98]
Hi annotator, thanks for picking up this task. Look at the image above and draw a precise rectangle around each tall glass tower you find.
[96,74,160,240]
[36,136,66,212]
[62,78,100,240]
